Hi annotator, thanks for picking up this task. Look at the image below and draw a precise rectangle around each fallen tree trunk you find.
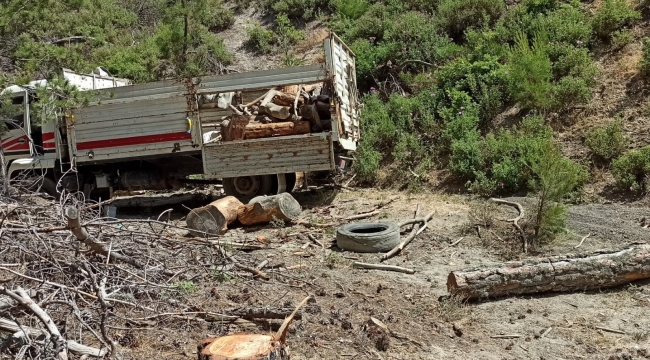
[447,244,650,301]
[237,193,301,226]
[243,121,310,140]
[186,196,243,237]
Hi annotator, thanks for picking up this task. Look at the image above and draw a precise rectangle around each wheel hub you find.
[233,176,261,197]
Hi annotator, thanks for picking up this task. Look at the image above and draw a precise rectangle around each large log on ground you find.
[243,121,310,140]
[221,115,254,141]
[198,334,288,360]
[186,196,244,236]
[237,193,301,226]
[447,244,650,301]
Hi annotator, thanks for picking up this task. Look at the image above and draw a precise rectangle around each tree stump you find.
[198,334,288,360]
[186,196,244,237]
[237,193,301,226]
[447,244,650,301]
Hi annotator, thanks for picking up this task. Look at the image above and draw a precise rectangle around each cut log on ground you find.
[447,244,650,301]
[186,196,244,237]
[237,193,301,226]
[221,115,254,141]
[260,103,291,120]
[243,121,310,140]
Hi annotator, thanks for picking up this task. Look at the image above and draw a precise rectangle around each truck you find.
[1,32,360,201]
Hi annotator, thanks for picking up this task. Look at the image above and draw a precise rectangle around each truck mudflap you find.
[202,133,334,178]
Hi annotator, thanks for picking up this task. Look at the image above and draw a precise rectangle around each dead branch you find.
[574,233,591,248]
[345,210,379,221]
[352,262,415,274]
[381,210,434,262]
[490,198,527,253]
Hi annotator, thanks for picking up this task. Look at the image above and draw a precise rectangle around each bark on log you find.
[198,334,288,360]
[260,103,291,120]
[447,244,650,301]
[221,115,254,141]
[186,196,244,237]
[237,193,301,226]
[272,91,304,107]
[243,121,310,140]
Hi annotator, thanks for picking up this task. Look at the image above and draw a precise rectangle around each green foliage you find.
[246,23,277,54]
[265,0,333,21]
[451,115,561,195]
[508,31,553,110]
[612,146,650,191]
[435,0,506,40]
[592,0,640,39]
[246,15,304,54]
[640,38,650,77]
[529,141,587,238]
[334,0,368,20]
[0,0,233,81]
[612,29,634,49]
[171,281,199,295]
[585,121,628,164]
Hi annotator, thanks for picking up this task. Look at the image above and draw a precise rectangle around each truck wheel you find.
[223,175,275,203]
[27,176,60,200]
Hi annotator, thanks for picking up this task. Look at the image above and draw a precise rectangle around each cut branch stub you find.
[447,244,650,301]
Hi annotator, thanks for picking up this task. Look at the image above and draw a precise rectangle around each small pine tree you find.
[529,142,586,239]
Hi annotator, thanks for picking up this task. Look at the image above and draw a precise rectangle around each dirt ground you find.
[113,188,650,360]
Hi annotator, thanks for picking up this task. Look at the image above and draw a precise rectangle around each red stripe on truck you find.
[42,133,56,149]
[76,132,191,150]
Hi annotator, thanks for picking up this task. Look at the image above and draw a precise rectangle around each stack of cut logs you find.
[220,83,333,141]
[186,193,302,236]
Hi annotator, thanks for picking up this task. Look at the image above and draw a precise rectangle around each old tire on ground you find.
[336,222,401,253]
[223,175,275,202]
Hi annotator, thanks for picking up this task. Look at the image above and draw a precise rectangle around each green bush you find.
[334,0,368,20]
[246,23,276,54]
[435,0,506,40]
[266,0,333,21]
[640,38,650,77]
[585,121,627,164]
[612,29,634,48]
[508,31,553,110]
[592,0,640,39]
[612,146,650,191]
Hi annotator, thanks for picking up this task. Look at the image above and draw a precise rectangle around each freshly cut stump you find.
[198,334,288,360]
[237,193,301,226]
[447,244,650,301]
[186,196,244,237]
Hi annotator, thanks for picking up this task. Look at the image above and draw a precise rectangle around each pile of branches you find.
[0,181,262,359]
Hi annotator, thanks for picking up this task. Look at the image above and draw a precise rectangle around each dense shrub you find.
[334,0,368,20]
[435,0,506,40]
[592,0,640,39]
[265,0,333,21]
[612,29,634,48]
[508,32,554,110]
[585,121,627,164]
[612,146,650,191]
[246,15,304,54]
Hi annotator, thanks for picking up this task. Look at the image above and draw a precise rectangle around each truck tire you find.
[223,175,275,203]
[27,176,60,200]
[336,222,401,253]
